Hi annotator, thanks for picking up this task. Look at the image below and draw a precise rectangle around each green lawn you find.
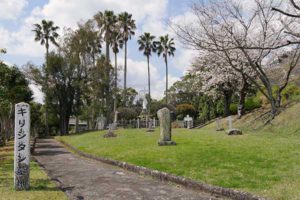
[58,103,300,200]
[0,142,67,200]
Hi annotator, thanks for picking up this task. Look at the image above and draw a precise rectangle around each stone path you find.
[34,139,224,200]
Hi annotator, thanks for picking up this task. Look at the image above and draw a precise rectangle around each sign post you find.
[14,102,30,190]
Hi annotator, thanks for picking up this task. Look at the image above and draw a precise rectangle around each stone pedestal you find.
[157,108,176,146]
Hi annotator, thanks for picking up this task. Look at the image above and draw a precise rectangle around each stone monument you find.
[157,107,176,146]
[216,117,224,131]
[183,115,193,129]
[14,102,30,190]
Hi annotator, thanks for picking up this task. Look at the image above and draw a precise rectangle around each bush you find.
[244,97,261,111]
[230,97,261,114]
[282,84,300,102]
[176,103,197,120]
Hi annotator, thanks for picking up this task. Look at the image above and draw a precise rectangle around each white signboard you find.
[14,102,30,190]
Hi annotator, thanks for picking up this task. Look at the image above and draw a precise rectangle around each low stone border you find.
[58,140,270,200]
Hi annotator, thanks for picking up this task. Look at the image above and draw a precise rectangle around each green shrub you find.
[244,97,261,111]
[230,97,261,114]
[230,103,238,114]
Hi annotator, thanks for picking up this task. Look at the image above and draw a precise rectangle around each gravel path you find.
[34,139,224,200]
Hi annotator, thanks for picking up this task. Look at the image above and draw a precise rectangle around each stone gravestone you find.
[157,108,176,146]
[153,118,156,128]
[226,115,242,135]
[112,111,119,130]
[216,117,224,131]
[14,102,30,190]
[227,115,232,130]
[103,124,117,138]
[137,118,140,129]
[183,115,193,129]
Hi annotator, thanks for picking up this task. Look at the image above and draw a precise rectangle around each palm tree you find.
[118,12,136,106]
[32,19,59,135]
[156,35,176,104]
[137,33,156,114]
[94,10,117,121]
[111,30,123,115]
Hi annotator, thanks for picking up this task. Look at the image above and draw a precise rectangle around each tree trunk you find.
[45,43,50,135]
[105,41,112,124]
[114,52,117,116]
[165,56,168,104]
[238,81,248,119]
[147,55,151,114]
[75,116,79,133]
[123,41,127,106]
[223,91,232,117]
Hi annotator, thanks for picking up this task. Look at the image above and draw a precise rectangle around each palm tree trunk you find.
[165,56,168,104]
[45,42,49,135]
[105,41,111,124]
[114,52,117,116]
[147,55,151,114]
[123,41,128,106]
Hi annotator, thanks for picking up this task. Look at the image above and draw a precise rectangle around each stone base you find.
[227,129,242,135]
[216,128,225,131]
[103,131,117,138]
[158,140,177,146]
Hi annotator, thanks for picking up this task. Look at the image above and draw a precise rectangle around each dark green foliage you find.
[176,104,197,120]
[117,107,139,120]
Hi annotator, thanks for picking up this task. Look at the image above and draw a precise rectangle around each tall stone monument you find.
[157,107,176,146]
[14,102,30,190]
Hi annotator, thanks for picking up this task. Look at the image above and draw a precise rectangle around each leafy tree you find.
[32,19,60,135]
[0,63,32,145]
[118,12,136,106]
[156,35,176,104]
[137,32,156,114]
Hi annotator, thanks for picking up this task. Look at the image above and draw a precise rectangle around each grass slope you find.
[59,102,300,200]
[0,142,67,200]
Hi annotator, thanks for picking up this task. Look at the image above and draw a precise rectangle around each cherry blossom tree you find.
[172,0,300,117]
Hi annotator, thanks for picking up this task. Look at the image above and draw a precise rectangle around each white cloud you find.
[0,0,28,20]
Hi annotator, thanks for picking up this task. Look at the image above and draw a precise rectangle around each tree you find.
[32,19,60,135]
[173,0,300,118]
[94,10,117,122]
[111,30,123,115]
[156,35,176,104]
[118,12,136,106]
[192,53,239,117]
[137,32,156,114]
[0,63,32,145]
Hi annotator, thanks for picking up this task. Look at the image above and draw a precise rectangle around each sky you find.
[0,0,198,103]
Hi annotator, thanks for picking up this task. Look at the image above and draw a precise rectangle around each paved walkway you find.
[34,139,224,200]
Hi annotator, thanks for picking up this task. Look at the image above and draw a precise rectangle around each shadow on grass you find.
[30,179,62,191]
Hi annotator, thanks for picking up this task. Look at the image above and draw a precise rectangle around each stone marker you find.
[157,107,176,146]
[153,118,156,128]
[103,124,117,138]
[137,118,140,129]
[227,115,232,130]
[112,111,119,130]
[216,117,224,131]
[14,102,30,190]
[183,115,193,129]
